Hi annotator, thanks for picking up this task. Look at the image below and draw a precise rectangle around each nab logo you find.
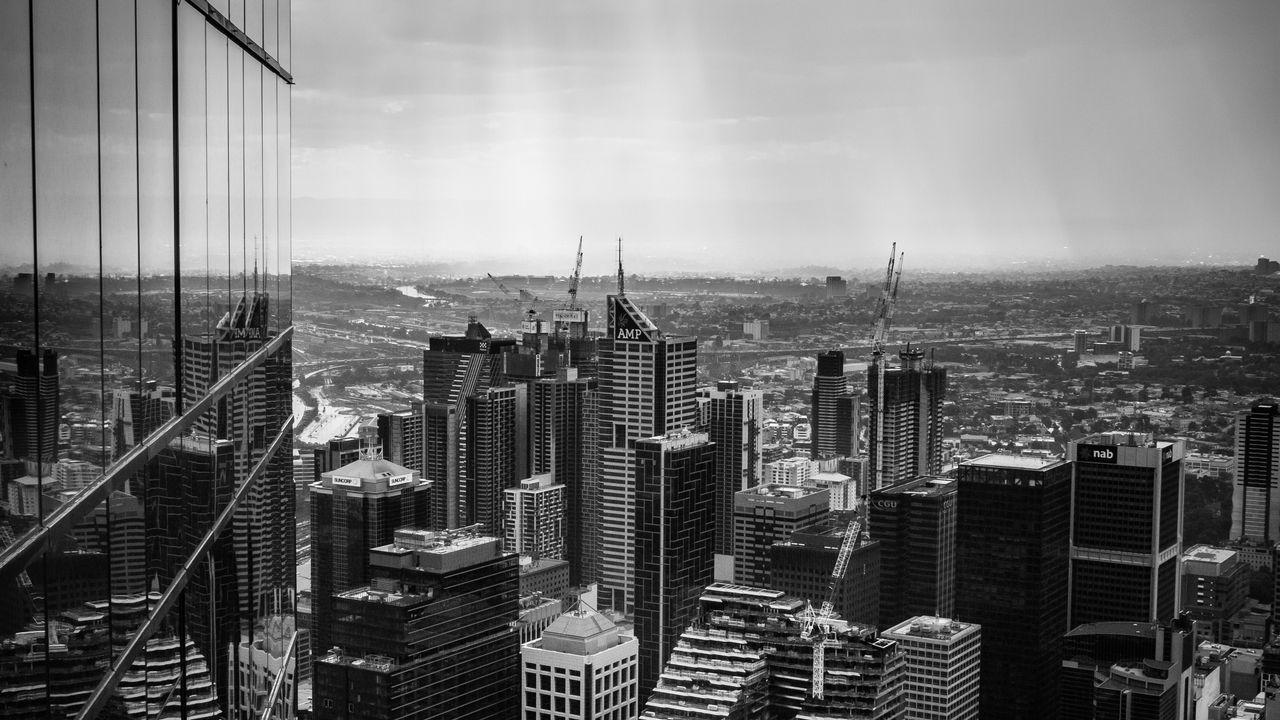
[616,328,645,341]
[1082,445,1116,463]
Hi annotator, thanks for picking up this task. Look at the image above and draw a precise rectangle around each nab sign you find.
[1077,444,1118,464]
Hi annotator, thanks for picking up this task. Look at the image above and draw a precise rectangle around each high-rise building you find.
[766,455,816,486]
[109,380,175,459]
[869,476,957,627]
[530,368,598,585]
[698,380,764,559]
[0,2,295,715]
[770,517,881,627]
[521,609,640,720]
[423,318,517,528]
[882,616,981,720]
[1068,435,1185,626]
[597,295,698,612]
[732,483,828,587]
[1060,620,1195,720]
[0,350,59,463]
[1181,545,1249,644]
[465,383,528,536]
[867,349,947,489]
[1230,403,1280,544]
[309,452,431,660]
[811,351,858,461]
[313,436,362,483]
[825,276,849,298]
[378,403,425,477]
[504,472,566,560]
[956,454,1072,720]
[315,527,521,720]
[633,430,717,700]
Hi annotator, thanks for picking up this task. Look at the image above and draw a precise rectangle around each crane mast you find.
[806,518,863,700]
[872,246,904,493]
[568,236,583,310]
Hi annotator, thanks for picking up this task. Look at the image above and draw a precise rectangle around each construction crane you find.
[871,245,904,494]
[487,272,540,314]
[802,518,863,701]
[567,236,583,310]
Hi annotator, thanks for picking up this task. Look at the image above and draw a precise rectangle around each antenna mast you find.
[617,237,626,296]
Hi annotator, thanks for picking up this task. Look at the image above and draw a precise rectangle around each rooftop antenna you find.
[617,237,625,297]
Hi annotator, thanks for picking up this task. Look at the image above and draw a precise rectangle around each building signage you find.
[610,298,653,342]
[872,499,898,510]
[1161,445,1173,464]
[331,475,362,488]
[388,473,414,487]
[553,309,586,323]
[1077,444,1117,464]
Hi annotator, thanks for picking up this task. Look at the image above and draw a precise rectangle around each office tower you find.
[1069,435,1185,626]
[766,456,816,486]
[504,472,566,560]
[109,380,174,459]
[698,380,764,559]
[530,368,598,585]
[1060,620,1195,720]
[1132,299,1151,325]
[732,483,829,587]
[309,452,431,659]
[315,527,520,720]
[1108,324,1142,352]
[956,454,1072,720]
[825,275,849,298]
[1231,403,1280,544]
[811,351,858,460]
[869,476,957,627]
[810,468,859,512]
[642,583,906,719]
[1072,329,1092,354]
[521,609,640,720]
[0,350,59,463]
[464,384,527,535]
[598,295,698,612]
[423,318,517,528]
[1181,545,1249,644]
[71,490,147,597]
[867,348,946,489]
[771,517,881,627]
[312,436,362,483]
[633,430,716,700]
[378,403,425,476]
[882,616,981,720]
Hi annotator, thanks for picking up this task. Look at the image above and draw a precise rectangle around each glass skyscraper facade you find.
[0,1,294,717]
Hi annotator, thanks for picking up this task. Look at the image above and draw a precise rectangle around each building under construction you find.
[641,583,905,720]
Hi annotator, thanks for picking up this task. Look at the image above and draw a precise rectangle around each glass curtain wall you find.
[0,1,294,718]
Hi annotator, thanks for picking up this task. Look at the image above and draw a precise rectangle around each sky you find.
[292,1,1280,274]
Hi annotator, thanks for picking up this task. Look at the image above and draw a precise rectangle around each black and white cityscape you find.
[3,2,1280,720]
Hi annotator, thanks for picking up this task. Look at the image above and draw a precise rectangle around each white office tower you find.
[882,616,981,720]
[598,295,697,612]
[521,609,640,720]
[504,472,566,560]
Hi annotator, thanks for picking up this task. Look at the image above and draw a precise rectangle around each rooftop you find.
[1184,545,1237,565]
[965,453,1065,470]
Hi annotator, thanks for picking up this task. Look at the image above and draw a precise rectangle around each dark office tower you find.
[315,528,520,720]
[869,475,958,627]
[378,402,425,477]
[1068,435,1185,627]
[0,1,293,715]
[956,454,1073,720]
[699,380,765,558]
[867,348,947,490]
[634,430,716,700]
[465,384,528,535]
[149,434,241,710]
[770,517,881,626]
[309,453,431,660]
[530,367,598,585]
[825,275,849,299]
[0,350,59,462]
[732,483,829,587]
[313,435,362,483]
[72,490,147,597]
[423,318,517,528]
[598,295,698,612]
[109,380,174,459]
[1060,621,1195,720]
[811,351,858,461]
[1230,403,1280,544]
[1132,299,1151,325]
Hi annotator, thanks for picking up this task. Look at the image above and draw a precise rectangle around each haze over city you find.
[292,0,1280,273]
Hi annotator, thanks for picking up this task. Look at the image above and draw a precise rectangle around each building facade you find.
[698,380,764,559]
[811,350,858,460]
[504,473,566,560]
[869,476,958,627]
[882,616,981,720]
[867,349,946,489]
[521,609,640,720]
[770,517,881,627]
[1231,403,1280,544]
[530,368,598,585]
[732,483,829,587]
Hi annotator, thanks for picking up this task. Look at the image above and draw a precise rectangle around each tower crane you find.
[487,272,539,315]
[801,518,864,701]
[567,236,583,310]
[871,245,904,493]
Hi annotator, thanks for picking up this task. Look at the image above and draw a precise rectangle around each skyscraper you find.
[109,380,175,459]
[869,475,958,627]
[1068,435,1185,626]
[698,380,764,558]
[530,368,598,585]
[770,517,881,627]
[0,350,59,463]
[521,609,640,720]
[882,616,982,720]
[597,295,698,612]
[732,483,829,587]
[0,1,295,715]
[867,348,947,489]
[378,403,425,477]
[504,472,566,560]
[633,430,717,700]
[1230,403,1280,544]
[811,350,858,460]
[956,454,1072,720]
[309,452,432,661]
[465,383,527,536]
[1060,620,1195,720]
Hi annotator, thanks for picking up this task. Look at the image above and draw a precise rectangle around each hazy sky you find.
[293,1,1280,273]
